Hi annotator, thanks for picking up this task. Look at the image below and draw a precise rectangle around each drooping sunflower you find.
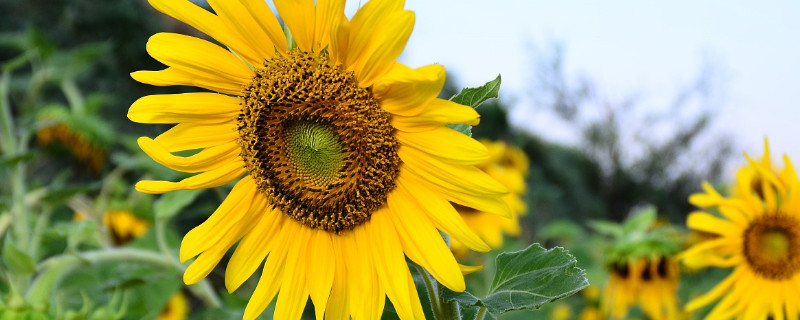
[594,206,682,320]
[681,141,800,319]
[602,257,681,320]
[128,0,509,319]
[451,140,528,256]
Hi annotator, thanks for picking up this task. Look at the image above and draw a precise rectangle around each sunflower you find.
[601,257,680,320]
[128,0,509,319]
[73,210,149,245]
[451,140,527,256]
[158,292,189,320]
[681,141,800,319]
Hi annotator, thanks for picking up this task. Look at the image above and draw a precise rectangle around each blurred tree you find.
[452,42,733,241]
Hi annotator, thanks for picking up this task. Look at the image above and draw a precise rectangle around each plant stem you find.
[475,306,488,320]
[414,263,461,320]
[1,70,31,253]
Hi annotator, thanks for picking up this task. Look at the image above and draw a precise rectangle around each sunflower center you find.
[237,50,401,232]
[743,214,800,280]
[285,121,346,187]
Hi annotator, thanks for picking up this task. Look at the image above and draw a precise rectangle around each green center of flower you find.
[285,121,346,187]
[760,230,790,259]
[237,50,401,232]
[743,214,800,280]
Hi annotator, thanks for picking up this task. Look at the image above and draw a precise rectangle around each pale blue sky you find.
[381,0,800,174]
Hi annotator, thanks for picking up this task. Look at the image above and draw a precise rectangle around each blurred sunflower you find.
[36,112,108,172]
[681,140,800,319]
[158,292,189,320]
[602,257,680,320]
[74,210,149,245]
[592,206,682,320]
[451,140,528,256]
[128,0,509,319]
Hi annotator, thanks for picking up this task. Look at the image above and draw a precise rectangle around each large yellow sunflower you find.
[681,141,800,318]
[128,0,509,319]
[451,140,528,255]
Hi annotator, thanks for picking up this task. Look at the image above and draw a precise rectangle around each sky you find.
[363,0,800,175]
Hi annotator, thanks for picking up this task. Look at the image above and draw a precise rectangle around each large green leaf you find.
[447,75,502,136]
[443,243,588,318]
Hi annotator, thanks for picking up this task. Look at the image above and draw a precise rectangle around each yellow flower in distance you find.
[158,292,189,320]
[128,0,509,319]
[451,140,527,255]
[681,141,800,318]
[601,257,680,320]
[74,210,149,245]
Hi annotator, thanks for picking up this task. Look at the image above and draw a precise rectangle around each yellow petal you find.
[274,0,315,51]
[324,237,350,320]
[184,193,265,284]
[307,230,335,320]
[352,11,414,87]
[397,173,490,252]
[130,68,242,95]
[459,264,483,275]
[329,12,350,65]
[243,219,292,320]
[146,0,262,64]
[400,146,507,195]
[686,211,743,237]
[342,228,384,320]
[391,99,480,133]
[274,222,311,320]
[397,128,489,165]
[146,33,252,84]
[207,0,277,64]
[179,177,257,262]
[346,0,403,67]
[313,0,345,52]
[128,93,240,124]
[154,122,238,153]
[387,189,465,291]
[135,159,246,194]
[368,210,414,319]
[225,206,283,293]
[239,0,289,54]
[352,224,386,320]
[138,138,239,173]
[374,64,445,116]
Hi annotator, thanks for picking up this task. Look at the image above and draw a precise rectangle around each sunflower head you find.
[129,0,509,319]
[681,138,800,318]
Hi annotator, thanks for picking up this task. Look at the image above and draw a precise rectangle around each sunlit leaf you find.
[443,243,588,317]
[448,75,502,136]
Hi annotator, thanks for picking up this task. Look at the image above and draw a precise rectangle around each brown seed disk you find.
[743,213,800,280]
[237,50,400,232]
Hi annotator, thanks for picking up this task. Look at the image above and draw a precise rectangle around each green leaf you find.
[587,220,624,239]
[2,235,36,275]
[449,75,502,108]
[447,75,502,136]
[153,189,202,220]
[622,205,657,235]
[443,243,588,317]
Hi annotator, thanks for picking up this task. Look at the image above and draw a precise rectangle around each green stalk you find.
[475,306,488,320]
[1,70,31,254]
[414,263,461,320]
